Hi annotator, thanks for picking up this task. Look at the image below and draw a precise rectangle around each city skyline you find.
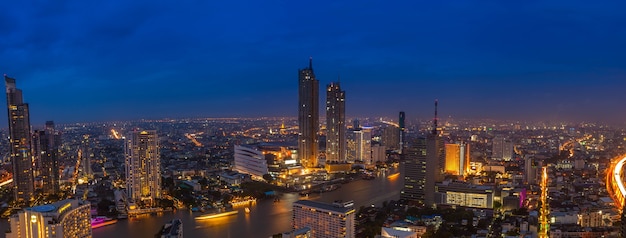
[2,1,626,125]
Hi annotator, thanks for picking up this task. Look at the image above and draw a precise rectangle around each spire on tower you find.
[309,56,313,70]
[432,99,438,136]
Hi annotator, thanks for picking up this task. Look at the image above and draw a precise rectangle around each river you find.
[1,165,402,238]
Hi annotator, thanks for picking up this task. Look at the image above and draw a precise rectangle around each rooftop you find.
[293,200,354,214]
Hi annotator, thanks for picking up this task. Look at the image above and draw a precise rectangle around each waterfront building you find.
[32,121,60,196]
[292,200,355,238]
[298,58,319,168]
[125,130,161,207]
[346,126,372,164]
[6,199,92,238]
[234,145,269,180]
[4,75,35,206]
[444,142,470,176]
[325,81,346,163]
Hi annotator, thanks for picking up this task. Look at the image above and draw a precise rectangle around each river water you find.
[1,165,402,238]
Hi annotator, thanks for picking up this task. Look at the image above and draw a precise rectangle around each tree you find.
[263,174,274,183]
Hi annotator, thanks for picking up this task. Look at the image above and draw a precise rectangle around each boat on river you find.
[194,210,239,220]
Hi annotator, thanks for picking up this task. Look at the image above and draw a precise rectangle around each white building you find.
[293,200,355,238]
[347,127,372,164]
[380,227,418,238]
[7,199,92,238]
[125,130,161,207]
[234,145,269,179]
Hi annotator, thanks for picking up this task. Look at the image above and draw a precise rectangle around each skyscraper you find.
[125,130,161,207]
[292,200,355,238]
[5,75,35,206]
[325,81,345,163]
[382,125,400,151]
[32,121,60,196]
[401,136,428,204]
[298,58,319,168]
[399,111,405,153]
[401,100,444,207]
[444,142,470,176]
[346,126,372,164]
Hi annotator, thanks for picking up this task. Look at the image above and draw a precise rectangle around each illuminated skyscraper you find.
[293,200,355,238]
[125,130,161,206]
[401,100,444,207]
[325,81,345,163]
[7,199,92,238]
[444,142,470,176]
[346,126,372,164]
[32,121,60,196]
[298,58,319,168]
[401,136,428,204]
[399,111,405,153]
[5,75,34,206]
[382,125,399,151]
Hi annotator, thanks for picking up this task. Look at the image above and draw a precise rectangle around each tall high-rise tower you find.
[32,121,60,196]
[399,111,405,153]
[5,75,34,206]
[125,130,161,206]
[402,100,444,207]
[325,81,345,163]
[298,58,319,168]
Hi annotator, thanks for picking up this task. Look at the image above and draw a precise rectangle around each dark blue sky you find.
[1,1,626,125]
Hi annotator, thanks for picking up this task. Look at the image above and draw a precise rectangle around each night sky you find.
[1,1,626,125]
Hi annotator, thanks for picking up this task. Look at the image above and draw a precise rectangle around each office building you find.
[234,145,269,180]
[5,75,35,206]
[402,136,429,205]
[444,142,470,176]
[402,101,443,207]
[492,135,513,161]
[371,144,386,164]
[32,121,60,196]
[7,199,92,238]
[125,130,161,206]
[293,200,355,238]
[298,58,319,168]
[325,81,346,163]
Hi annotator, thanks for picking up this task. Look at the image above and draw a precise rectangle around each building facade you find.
[5,75,35,206]
[402,137,429,205]
[382,125,400,151]
[32,121,61,196]
[298,58,319,168]
[492,135,514,161]
[444,142,470,176]
[347,127,372,164]
[325,81,346,163]
[125,130,161,206]
[234,145,269,180]
[293,200,355,238]
[7,199,92,238]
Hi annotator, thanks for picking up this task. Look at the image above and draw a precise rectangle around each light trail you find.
[111,129,121,139]
[185,133,203,147]
[607,155,626,209]
[0,178,12,187]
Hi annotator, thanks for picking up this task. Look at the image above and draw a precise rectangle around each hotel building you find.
[293,200,355,238]
[7,199,92,238]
